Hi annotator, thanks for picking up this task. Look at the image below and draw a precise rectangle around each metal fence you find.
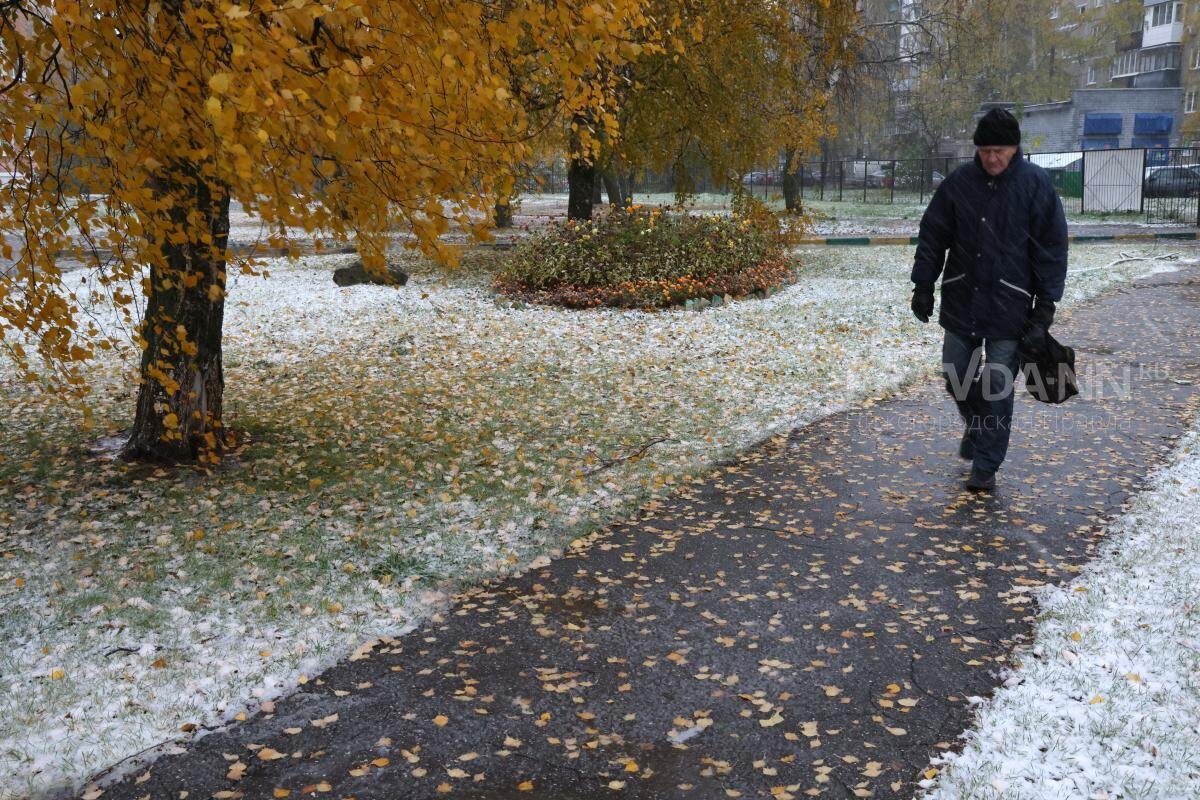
[733,149,1200,225]
[531,149,1200,225]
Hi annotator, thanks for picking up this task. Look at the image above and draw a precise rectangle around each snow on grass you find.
[917,419,1200,800]
[0,242,1191,799]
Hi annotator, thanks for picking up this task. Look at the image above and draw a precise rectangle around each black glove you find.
[1028,297,1055,329]
[911,283,935,323]
[1021,323,1048,359]
[1020,298,1055,359]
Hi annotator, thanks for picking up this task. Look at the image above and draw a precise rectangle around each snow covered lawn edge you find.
[0,245,1192,799]
[918,420,1200,800]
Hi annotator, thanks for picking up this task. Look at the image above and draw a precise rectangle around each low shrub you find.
[494,197,796,310]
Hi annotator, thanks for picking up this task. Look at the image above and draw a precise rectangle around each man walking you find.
[910,107,1068,491]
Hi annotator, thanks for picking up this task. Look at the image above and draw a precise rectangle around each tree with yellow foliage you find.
[0,1,652,462]
[561,0,860,219]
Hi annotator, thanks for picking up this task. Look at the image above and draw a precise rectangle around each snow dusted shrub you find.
[494,196,796,310]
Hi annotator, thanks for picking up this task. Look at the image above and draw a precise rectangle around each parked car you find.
[865,168,893,188]
[740,170,777,187]
[797,166,824,187]
[1143,165,1200,198]
[895,170,945,189]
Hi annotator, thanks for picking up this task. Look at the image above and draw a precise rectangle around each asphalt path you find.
[89,267,1200,800]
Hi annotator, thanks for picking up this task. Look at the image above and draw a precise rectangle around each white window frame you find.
[1112,50,1138,77]
[1050,4,1060,19]
[1187,90,1197,113]
[1087,65,1097,84]
[1150,2,1179,26]
[1193,47,1200,69]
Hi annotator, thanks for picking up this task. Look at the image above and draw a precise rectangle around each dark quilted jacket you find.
[911,149,1068,338]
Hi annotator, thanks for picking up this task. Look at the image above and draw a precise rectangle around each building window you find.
[1050,4,1060,18]
[1112,50,1138,77]
[1194,47,1200,69]
[1150,2,1178,26]
[1087,65,1097,84]
[1139,48,1181,72]
[1188,91,1197,113]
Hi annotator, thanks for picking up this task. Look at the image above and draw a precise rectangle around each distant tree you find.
[561,0,860,219]
[832,0,1116,159]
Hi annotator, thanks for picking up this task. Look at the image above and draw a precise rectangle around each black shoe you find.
[958,430,975,460]
[966,467,996,492]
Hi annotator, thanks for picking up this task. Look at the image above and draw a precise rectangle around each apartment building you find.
[999,0,1190,152]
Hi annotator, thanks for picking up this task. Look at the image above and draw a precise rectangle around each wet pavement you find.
[90,269,1200,799]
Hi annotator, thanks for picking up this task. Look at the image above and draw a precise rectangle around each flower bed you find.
[494,200,794,309]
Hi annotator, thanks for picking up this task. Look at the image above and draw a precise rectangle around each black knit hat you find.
[973,108,1021,147]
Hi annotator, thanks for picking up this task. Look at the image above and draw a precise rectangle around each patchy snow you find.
[0,241,1193,799]
[918,421,1200,800]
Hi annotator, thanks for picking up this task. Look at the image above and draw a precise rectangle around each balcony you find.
[1134,68,1182,87]
[1143,20,1184,47]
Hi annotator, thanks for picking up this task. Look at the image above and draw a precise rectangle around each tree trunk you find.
[494,197,513,228]
[567,157,596,221]
[591,171,603,206]
[819,139,831,201]
[601,170,624,207]
[122,166,231,463]
[781,147,800,212]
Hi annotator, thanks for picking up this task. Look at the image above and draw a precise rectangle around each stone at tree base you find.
[332,260,409,287]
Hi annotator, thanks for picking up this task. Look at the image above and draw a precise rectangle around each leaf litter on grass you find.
[0,242,1192,798]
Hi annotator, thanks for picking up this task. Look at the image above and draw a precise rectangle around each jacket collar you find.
[973,146,1025,181]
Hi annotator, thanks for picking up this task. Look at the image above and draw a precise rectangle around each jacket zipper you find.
[999,278,1031,298]
[942,274,965,285]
